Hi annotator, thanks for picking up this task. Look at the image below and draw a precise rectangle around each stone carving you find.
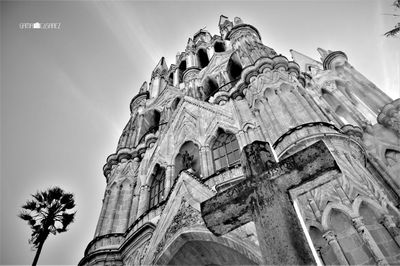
[182,150,194,170]
[153,197,204,261]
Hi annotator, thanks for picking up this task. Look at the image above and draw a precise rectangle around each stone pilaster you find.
[95,189,111,236]
[322,230,349,265]
[199,146,212,177]
[108,184,122,233]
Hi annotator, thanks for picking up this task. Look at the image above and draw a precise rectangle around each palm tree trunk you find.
[32,238,45,266]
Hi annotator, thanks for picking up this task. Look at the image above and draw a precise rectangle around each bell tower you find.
[80,15,400,266]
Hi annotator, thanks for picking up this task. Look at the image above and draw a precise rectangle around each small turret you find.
[317,48,347,70]
[221,15,276,67]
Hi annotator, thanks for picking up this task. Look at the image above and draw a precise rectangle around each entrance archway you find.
[155,230,261,265]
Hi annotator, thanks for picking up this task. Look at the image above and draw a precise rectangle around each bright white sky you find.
[1,1,399,265]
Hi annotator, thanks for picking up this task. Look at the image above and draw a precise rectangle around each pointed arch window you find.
[212,132,240,171]
[149,166,165,208]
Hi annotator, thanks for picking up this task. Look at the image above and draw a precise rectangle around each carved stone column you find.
[165,165,174,196]
[108,184,122,233]
[322,230,349,265]
[292,88,320,122]
[352,216,389,266]
[199,146,212,177]
[237,130,247,148]
[123,183,134,232]
[381,214,400,247]
[252,108,270,141]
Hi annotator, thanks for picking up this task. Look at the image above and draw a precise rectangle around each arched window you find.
[212,131,240,171]
[359,202,400,264]
[227,52,243,82]
[197,48,210,68]
[214,41,226,53]
[178,60,187,83]
[329,209,374,265]
[149,166,165,208]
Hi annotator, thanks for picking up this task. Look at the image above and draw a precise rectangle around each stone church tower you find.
[79,15,400,265]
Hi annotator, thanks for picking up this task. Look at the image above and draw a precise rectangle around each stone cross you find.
[201,140,340,265]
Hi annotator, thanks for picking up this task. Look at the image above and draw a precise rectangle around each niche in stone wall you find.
[197,48,210,68]
[385,149,400,167]
[202,76,219,100]
[227,52,243,83]
[136,109,161,145]
[214,41,226,53]
[174,141,201,179]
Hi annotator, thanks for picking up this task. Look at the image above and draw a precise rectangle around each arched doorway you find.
[155,230,261,265]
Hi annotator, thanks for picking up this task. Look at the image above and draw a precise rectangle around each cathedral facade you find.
[79,15,400,265]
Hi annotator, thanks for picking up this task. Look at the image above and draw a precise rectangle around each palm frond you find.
[384,24,400,37]
[32,192,44,203]
[61,212,76,227]
[48,187,64,201]
[19,212,31,220]
[22,200,37,211]
[60,193,74,207]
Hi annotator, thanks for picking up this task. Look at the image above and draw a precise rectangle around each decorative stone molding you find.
[341,124,363,140]
[153,197,204,260]
[377,98,400,135]
[322,50,348,70]
[227,55,300,101]
[130,91,149,114]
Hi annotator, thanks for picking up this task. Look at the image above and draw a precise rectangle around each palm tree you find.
[18,186,76,266]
